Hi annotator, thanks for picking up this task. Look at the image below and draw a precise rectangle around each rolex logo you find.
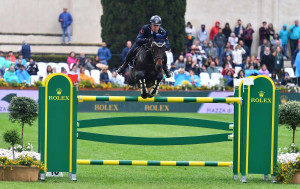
[56,88,62,95]
[258,91,265,98]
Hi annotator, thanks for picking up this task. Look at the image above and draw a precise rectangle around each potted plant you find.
[8,96,38,148]
[3,129,21,160]
[276,147,300,184]
[277,101,300,184]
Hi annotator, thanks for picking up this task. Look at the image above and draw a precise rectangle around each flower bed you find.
[0,148,40,160]
[276,152,300,184]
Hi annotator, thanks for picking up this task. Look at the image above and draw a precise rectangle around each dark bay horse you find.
[128,35,167,99]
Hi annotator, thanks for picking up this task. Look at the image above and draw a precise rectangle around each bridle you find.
[151,41,166,64]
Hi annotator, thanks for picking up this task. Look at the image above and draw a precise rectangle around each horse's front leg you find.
[135,71,148,99]
[148,72,163,98]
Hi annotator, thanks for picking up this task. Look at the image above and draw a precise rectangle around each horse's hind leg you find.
[148,72,163,98]
[135,71,148,99]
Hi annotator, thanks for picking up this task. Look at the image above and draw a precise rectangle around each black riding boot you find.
[117,49,135,76]
[163,54,171,78]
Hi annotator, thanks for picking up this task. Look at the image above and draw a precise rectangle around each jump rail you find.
[78,96,243,104]
[77,160,232,167]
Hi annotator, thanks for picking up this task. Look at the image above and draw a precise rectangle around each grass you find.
[0,112,299,188]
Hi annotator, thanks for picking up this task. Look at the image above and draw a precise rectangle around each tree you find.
[279,101,300,150]
[3,129,21,160]
[8,97,38,148]
[101,0,186,62]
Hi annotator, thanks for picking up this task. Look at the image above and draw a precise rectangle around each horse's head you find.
[151,33,167,71]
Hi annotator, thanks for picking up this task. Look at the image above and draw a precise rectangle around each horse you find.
[127,34,167,99]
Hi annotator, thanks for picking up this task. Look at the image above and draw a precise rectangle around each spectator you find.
[100,68,110,83]
[61,67,68,74]
[224,70,234,87]
[270,72,280,86]
[205,42,218,60]
[121,41,132,62]
[281,72,294,86]
[84,58,95,73]
[18,41,31,59]
[67,51,77,69]
[197,50,207,66]
[97,42,111,66]
[244,23,255,54]
[194,41,202,53]
[243,56,251,69]
[14,59,23,70]
[236,69,245,79]
[222,45,233,62]
[271,40,283,53]
[228,32,238,49]
[174,55,186,70]
[197,23,208,45]
[266,23,275,42]
[279,24,289,58]
[259,21,268,45]
[232,44,246,68]
[294,51,300,86]
[0,65,5,77]
[166,49,174,69]
[239,40,249,60]
[245,65,260,77]
[200,64,207,73]
[213,29,226,66]
[258,39,270,59]
[15,65,30,84]
[221,63,234,76]
[259,64,270,76]
[78,52,86,68]
[224,55,234,69]
[15,54,27,66]
[222,22,232,41]
[289,20,300,55]
[185,55,193,71]
[3,65,19,83]
[110,71,124,86]
[58,8,73,44]
[292,44,300,67]
[185,22,196,52]
[53,67,57,73]
[6,51,16,62]
[170,63,177,72]
[261,47,274,72]
[201,40,208,51]
[93,55,108,70]
[69,64,79,75]
[207,61,219,78]
[250,56,260,69]
[271,34,281,47]
[272,46,284,79]
[174,67,189,86]
[46,65,53,76]
[209,21,220,41]
[188,69,201,87]
[234,19,244,41]
[79,67,95,84]
[191,58,200,75]
[4,56,13,68]
[0,51,5,67]
[26,58,39,75]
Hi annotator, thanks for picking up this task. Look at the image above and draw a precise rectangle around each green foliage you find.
[8,97,38,127]
[78,80,93,88]
[101,0,186,56]
[33,80,43,87]
[31,54,69,63]
[3,129,21,147]
[279,101,300,130]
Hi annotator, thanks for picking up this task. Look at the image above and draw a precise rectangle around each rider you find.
[117,15,171,77]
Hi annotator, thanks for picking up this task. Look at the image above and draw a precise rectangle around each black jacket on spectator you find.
[281,78,294,85]
[261,54,274,72]
[100,72,109,83]
[222,28,232,40]
[21,44,31,59]
[241,45,250,60]
[27,63,39,75]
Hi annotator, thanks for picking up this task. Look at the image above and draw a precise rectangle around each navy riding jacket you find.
[135,24,170,50]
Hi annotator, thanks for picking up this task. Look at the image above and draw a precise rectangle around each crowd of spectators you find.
[1,18,300,87]
[177,19,300,87]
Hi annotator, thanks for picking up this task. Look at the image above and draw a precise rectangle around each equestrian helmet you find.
[150,15,162,25]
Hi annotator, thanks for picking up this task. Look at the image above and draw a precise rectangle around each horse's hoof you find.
[141,93,148,99]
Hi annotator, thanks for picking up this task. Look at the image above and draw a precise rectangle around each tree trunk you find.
[293,128,296,146]
[22,123,24,148]
[12,145,15,160]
